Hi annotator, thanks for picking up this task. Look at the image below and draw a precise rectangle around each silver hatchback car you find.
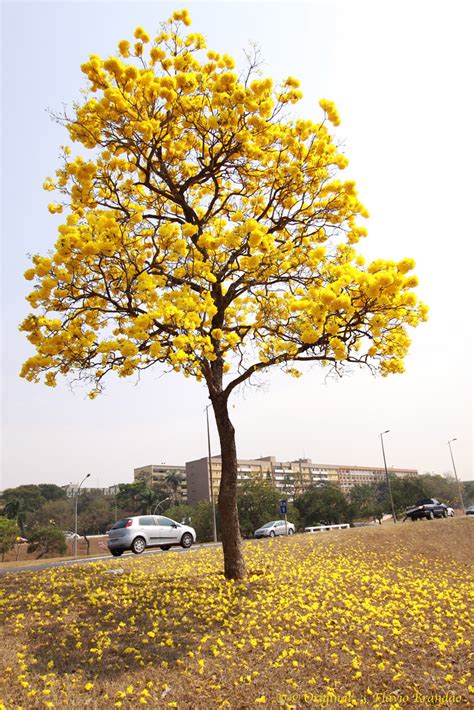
[107,515,197,556]
[254,520,296,538]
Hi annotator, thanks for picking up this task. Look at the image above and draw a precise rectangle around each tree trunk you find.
[212,395,246,580]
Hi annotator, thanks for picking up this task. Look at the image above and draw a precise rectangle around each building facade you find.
[134,464,187,502]
[334,465,417,495]
[185,455,417,506]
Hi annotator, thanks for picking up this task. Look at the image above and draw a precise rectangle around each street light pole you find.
[74,473,90,557]
[205,404,218,543]
[380,430,397,524]
[152,497,171,515]
[448,438,465,513]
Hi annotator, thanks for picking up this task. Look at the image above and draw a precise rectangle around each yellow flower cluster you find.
[20,9,426,393]
[0,523,471,707]
[319,98,341,126]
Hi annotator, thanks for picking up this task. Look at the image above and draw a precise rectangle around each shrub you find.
[0,516,20,561]
[27,526,67,558]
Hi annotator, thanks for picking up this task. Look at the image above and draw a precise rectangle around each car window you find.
[111,519,131,529]
[138,516,156,526]
[156,516,177,527]
[261,522,276,528]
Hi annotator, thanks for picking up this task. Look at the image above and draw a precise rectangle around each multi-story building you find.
[185,455,417,506]
[134,464,187,502]
[186,456,342,506]
[334,465,417,494]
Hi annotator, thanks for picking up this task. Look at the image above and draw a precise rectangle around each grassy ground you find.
[0,518,472,709]
[1,536,110,567]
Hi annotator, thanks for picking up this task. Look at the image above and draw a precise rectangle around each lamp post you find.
[448,438,465,513]
[205,403,218,543]
[152,497,170,515]
[380,430,397,524]
[74,473,90,557]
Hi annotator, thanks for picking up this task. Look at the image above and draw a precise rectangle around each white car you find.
[254,520,296,538]
[446,507,455,517]
[63,531,81,540]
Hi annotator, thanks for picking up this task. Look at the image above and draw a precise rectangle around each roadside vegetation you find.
[0,475,472,563]
[0,519,472,708]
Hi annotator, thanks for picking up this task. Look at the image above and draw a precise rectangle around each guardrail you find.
[304,524,350,533]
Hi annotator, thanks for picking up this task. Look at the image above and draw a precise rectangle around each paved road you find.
[0,542,223,575]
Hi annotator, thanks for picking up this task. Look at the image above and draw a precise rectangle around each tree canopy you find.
[0,517,20,561]
[19,9,427,578]
[20,10,426,394]
[27,526,68,559]
[294,483,349,527]
[237,480,282,537]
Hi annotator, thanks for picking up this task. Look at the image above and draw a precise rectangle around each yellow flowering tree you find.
[20,9,427,579]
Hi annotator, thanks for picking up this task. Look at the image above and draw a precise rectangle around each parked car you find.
[254,520,296,538]
[403,498,448,521]
[466,505,474,516]
[63,531,80,540]
[107,515,196,556]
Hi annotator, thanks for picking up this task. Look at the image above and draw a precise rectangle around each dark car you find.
[403,498,448,521]
[466,505,474,516]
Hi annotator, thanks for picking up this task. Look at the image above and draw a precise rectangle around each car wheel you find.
[442,510,448,518]
[160,545,171,551]
[269,531,275,537]
[111,549,123,557]
[426,511,434,520]
[181,533,193,549]
[131,537,146,554]
[288,528,294,535]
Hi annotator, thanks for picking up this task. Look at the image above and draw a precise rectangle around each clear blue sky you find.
[1,0,472,489]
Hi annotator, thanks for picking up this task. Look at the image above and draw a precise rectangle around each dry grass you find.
[1,536,110,567]
[0,518,472,709]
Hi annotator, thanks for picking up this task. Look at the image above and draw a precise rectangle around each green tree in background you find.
[37,484,68,501]
[2,486,45,536]
[165,504,194,525]
[27,526,67,559]
[294,483,349,527]
[419,474,462,508]
[116,482,169,515]
[190,501,218,543]
[77,493,114,534]
[28,499,73,531]
[237,481,281,538]
[77,493,115,553]
[349,483,385,523]
[164,471,184,503]
[0,517,20,561]
[463,481,474,506]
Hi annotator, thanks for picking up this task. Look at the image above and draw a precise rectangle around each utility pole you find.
[380,431,397,524]
[448,438,465,513]
[74,473,90,556]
